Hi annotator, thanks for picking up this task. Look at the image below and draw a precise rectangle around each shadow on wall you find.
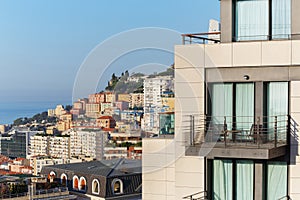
[290,117,299,165]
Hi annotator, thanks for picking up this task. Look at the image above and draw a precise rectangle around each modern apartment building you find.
[143,76,174,133]
[143,0,300,199]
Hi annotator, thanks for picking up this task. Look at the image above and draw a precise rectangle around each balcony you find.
[184,115,295,159]
[181,32,220,45]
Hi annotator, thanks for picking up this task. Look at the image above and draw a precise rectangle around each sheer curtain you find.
[267,82,288,140]
[236,160,254,200]
[236,83,254,131]
[213,160,233,200]
[272,0,291,39]
[212,84,233,129]
[236,0,269,41]
[267,162,287,200]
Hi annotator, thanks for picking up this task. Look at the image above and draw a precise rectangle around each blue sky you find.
[0,0,220,103]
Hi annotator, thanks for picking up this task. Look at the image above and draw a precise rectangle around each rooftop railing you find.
[181,32,221,45]
[183,115,293,149]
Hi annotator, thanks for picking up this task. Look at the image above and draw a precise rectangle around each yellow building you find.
[118,93,131,102]
[161,97,175,112]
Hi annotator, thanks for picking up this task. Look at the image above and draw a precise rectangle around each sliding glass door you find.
[213,160,233,200]
[267,162,287,200]
[212,159,254,200]
[267,82,288,140]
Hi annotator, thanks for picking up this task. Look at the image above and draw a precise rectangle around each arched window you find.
[92,179,100,194]
[48,171,56,183]
[79,177,87,191]
[73,176,79,190]
[61,173,67,187]
[112,178,123,194]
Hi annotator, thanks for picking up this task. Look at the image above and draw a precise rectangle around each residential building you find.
[89,93,106,104]
[143,0,300,199]
[29,135,49,156]
[105,92,116,103]
[100,102,113,112]
[71,98,88,117]
[65,128,107,160]
[118,93,131,102]
[41,158,142,200]
[115,101,129,111]
[48,105,66,117]
[85,103,101,118]
[143,76,173,133]
[129,93,144,109]
[103,147,128,160]
[49,136,70,159]
[96,116,116,130]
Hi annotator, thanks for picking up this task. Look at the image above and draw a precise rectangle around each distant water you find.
[0,101,71,125]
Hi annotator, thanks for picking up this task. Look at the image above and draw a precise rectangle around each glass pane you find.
[272,0,291,39]
[211,83,233,130]
[236,83,254,131]
[236,160,254,200]
[213,160,233,200]
[236,0,269,41]
[267,162,287,200]
[159,113,175,135]
[267,82,288,140]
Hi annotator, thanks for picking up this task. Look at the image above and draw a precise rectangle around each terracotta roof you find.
[98,116,114,120]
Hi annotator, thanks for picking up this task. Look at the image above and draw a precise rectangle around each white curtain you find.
[212,84,233,129]
[236,160,254,200]
[236,0,269,41]
[213,160,233,200]
[267,82,288,140]
[267,162,287,200]
[236,83,254,131]
[272,0,291,39]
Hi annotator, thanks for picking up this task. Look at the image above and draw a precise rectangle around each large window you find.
[212,159,254,200]
[210,159,287,200]
[209,83,254,131]
[235,0,291,41]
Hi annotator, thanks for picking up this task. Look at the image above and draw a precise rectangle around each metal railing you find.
[0,187,68,199]
[182,32,221,44]
[182,191,207,200]
[183,115,295,149]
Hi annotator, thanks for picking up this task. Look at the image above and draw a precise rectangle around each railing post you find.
[182,36,185,45]
[190,115,195,146]
[274,116,278,147]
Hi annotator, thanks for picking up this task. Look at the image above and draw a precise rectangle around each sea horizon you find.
[0,100,71,125]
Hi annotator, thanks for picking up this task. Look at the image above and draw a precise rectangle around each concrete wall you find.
[142,138,175,200]
[174,45,206,199]
[220,0,233,43]
[289,81,300,199]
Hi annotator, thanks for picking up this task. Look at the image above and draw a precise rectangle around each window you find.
[209,83,254,131]
[61,173,67,187]
[79,177,87,191]
[112,178,123,194]
[234,0,291,41]
[73,176,79,190]
[92,179,100,195]
[267,162,287,199]
[209,159,287,200]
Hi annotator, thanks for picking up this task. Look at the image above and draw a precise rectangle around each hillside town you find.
[0,69,174,199]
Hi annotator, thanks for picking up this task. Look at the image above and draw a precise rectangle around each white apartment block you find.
[49,136,70,159]
[65,129,106,160]
[29,135,49,156]
[143,0,300,199]
[143,76,174,133]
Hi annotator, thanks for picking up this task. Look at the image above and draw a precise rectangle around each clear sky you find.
[0,0,220,104]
